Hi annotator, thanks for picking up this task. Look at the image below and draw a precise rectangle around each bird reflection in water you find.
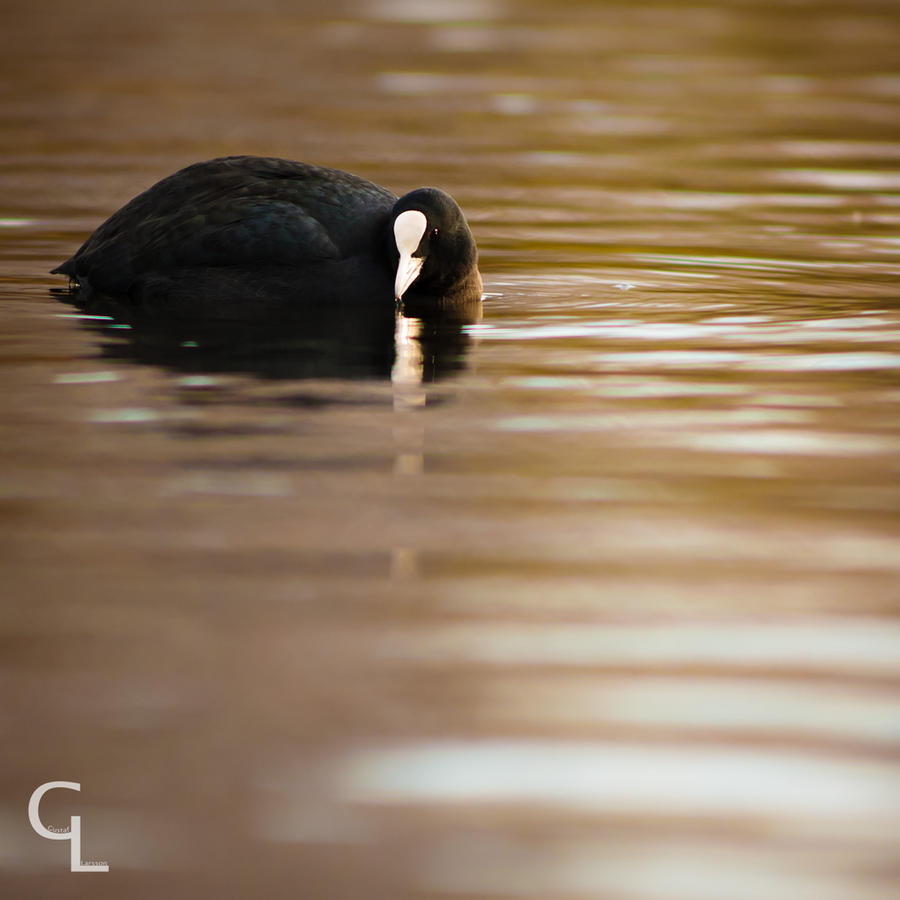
[51,278,481,384]
[51,278,481,586]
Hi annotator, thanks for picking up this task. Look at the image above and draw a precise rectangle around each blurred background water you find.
[1,0,899,898]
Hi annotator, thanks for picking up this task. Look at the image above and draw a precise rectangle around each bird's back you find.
[54,156,398,295]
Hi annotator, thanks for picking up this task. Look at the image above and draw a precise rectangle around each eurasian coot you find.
[52,156,482,318]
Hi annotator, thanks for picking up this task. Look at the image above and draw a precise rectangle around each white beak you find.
[393,209,428,301]
[394,253,425,301]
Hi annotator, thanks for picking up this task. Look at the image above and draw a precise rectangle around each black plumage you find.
[52,156,482,320]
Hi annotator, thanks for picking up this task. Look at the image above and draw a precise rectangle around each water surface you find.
[1,1,899,898]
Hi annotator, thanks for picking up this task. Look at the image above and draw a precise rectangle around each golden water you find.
[2,1,899,897]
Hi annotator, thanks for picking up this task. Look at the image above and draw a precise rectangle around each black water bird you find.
[52,156,483,320]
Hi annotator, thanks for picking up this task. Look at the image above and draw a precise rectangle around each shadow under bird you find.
[52,155,483,320]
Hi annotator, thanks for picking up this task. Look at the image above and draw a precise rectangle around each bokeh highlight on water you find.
[1,1,899,898]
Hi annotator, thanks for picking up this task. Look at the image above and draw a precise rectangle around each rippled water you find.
[2,1,899,898]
